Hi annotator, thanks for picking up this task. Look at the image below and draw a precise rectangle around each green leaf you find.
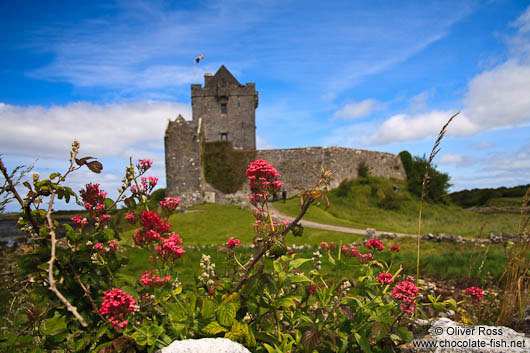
[396,326,414,342]
[289,275,312,283]
[273,260,282,273]
[147,325,164,346]
[161,302,186,324]
[39,312,67,336]
[273,295,301,309]
[202,321,229,335]
[201,298,215,319]
[49,172,60,180]
[217,302,237,327]
[104,198,115,211]
[354,332,372,353]
[328,252,336,265]
[131,330,148,346]
[288,258,312,271]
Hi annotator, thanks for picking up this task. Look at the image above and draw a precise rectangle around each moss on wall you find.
[203,141,256,194]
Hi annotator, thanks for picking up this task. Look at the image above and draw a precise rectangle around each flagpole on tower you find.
[194,54,204,81]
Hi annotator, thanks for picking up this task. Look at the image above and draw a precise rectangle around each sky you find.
[1,0,530,211]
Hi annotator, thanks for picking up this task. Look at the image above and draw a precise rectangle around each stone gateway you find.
[165,66,406,206]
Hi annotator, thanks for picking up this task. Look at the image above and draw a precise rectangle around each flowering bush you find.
[465,286,485,305]
[0,142,457,352]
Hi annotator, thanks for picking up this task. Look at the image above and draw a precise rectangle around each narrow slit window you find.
[221,103,227,114]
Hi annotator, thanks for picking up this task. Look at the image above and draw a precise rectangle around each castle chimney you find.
[204,73,213,87]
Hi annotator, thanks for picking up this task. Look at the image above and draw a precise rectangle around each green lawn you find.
[113,202,510,285]
[273,197,522,237]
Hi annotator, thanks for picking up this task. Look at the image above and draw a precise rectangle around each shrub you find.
[0,142,456,352]
[357,160,370,178]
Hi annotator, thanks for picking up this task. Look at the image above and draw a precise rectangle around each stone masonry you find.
[165,66,406,206]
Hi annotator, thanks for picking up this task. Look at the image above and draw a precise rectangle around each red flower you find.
[136,159,153,173]
[391,280,419,315]
[226,237,241,249]
[139,270,171,288]
[246,159,283,205]
[376,272,394,285]
[80,183,107,215]
[99,289,136,330]
[93,242,104,253]
[132,211,172,246]
[160,197,181,211]
[155,233,185,261]
[108,240,119,251]
[125,211,136,224]
[320,242,328,251]
[307,284,317,295]
[71,214,88,228]
[465,286,484,305]
[365,238,385,251]
[390,244,400,252]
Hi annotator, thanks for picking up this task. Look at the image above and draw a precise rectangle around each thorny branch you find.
[46,191,88,327]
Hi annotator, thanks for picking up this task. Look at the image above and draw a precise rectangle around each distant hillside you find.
[449,184,530,208]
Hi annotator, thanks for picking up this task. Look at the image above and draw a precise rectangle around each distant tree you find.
[407,155,451,202]
[398,150,413,178]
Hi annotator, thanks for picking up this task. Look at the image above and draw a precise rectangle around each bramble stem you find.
[46,192,88,327]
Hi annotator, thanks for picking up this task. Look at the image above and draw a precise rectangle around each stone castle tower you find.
[191,65,258,150]
[165,65,406,206]
[165,66,258,205]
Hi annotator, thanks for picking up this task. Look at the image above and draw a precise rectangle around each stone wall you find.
[164,115,203,206]
[256,147,406,198]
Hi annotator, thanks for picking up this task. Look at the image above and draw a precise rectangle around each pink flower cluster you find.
[99,288,137,330]
[71,214,88,228]
[365,238,385,251]
[131,176,158,196]
[80,183,110,222]
[108,240,119,251]
[390,245,400,252]
[391,280,419,314]
[341,245,373,262]
[320,241,337,252]
[155,232,185,261]
[246,159,283,205]
[160,197,181,211]
[132,211,171,246]
[225,237,241,249]
[465,286,484,305]
[376,272,394,285]
[93,240,119,254]
[125,211,136,224]
[139,270,171,288]
[136,159,153,174]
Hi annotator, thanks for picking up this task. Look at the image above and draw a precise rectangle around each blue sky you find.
[1,0,530,211]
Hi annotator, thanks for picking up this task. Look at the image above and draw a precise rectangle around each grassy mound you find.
[275,176,522,236]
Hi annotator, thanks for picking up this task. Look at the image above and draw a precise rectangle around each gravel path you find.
[267,203,415,239]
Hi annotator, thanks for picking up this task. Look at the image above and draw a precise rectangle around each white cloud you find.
[361,6,530,146]
[408,91,431,112]
[333,99,379,120]
[438,153,472,167]
[366,111,477,145]
[0,101,191,159]
[256,136,275,150]
[469,141,494,150]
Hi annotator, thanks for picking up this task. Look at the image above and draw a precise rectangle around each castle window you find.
[221,103,227,114]
[221,133,228,141]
